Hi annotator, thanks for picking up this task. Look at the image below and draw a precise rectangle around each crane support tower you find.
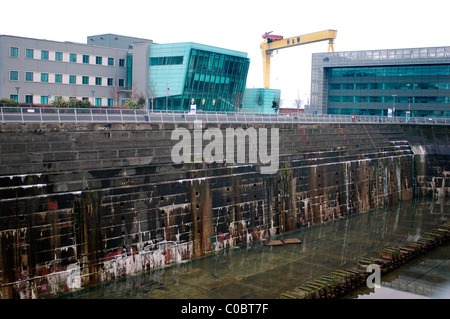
[260,29,337,89]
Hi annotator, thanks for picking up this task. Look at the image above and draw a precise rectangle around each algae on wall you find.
[73,191,104,285]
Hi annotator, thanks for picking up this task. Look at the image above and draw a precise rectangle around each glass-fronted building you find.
[309,46,450,117]
[142,43,250,112]
[1,35,249,112]
[243,88,281,114]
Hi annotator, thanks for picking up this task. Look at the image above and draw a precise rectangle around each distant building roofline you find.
[313,45,450,55]
[87,33,153,43]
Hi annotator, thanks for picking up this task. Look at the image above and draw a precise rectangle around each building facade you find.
[0,34,146,107]
[243,88,281,114]
[0,35,249,112]
[141,43,250,112]
[310,46,450,117]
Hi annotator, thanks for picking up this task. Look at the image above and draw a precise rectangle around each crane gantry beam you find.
[260,29,337,89]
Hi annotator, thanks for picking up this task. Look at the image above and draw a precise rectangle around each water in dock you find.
[56,198,450,299]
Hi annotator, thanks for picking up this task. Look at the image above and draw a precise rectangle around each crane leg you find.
[328,39,335,53]
[262,50,271,89]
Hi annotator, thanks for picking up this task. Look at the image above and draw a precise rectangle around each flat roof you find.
[150,42,248,58]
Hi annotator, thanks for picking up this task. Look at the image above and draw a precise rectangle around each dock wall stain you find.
[0,122,447,298]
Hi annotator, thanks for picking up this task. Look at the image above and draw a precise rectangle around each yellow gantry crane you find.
[260,29,337,88]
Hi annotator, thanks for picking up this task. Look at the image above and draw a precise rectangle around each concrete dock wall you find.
[0,121,447,298]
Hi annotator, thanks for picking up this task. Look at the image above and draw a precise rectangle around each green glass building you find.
[310,46,450,117]
[140,43,250,112]
[243,88,281,114]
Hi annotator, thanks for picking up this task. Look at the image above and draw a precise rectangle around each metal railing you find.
[1,106,449,125]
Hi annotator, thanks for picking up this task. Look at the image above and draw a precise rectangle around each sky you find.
[2,0,448,105]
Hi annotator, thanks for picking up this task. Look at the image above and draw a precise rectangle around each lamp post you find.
[166,82,170,113]
[15,87,20,103]
[392,94,397,116]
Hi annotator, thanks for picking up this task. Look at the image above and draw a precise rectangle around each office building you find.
[137,42,250,112]
[0,34,151,106]
[0,34,249,112]
[310,46,450,117]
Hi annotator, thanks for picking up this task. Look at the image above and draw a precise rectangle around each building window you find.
[41,50,49,60]
[70,53,77,62]
[150,56,184,66]
[25,72,34,82]
[10,47,19,57]
[82,76,89,85]
[55,52,63,61]
[69,75,76,84]
[25,95,33,104]
[107,98,113,106]
[118,79,124,87]
[83,55,90,64]
[108,57,114,66]
[95,98,102,106]
[41,96,49,104]
[96,56,102,65]
[107,78,114,86]
[26,49,34,59]
[9,71,19,81]
[41,73,49,82]
[119,59,125,67]
[10,94,18,101]
[95,77,102,85]
[55,74,63,83]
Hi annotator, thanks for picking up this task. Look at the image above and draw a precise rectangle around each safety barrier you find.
[1,107,449,125]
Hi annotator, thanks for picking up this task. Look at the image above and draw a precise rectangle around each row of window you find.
[9,47,126,66]
[150,56,184,66]
[9,94,114,106]
[328,82,450,90]
[328,64,450,78]
[9,70,125,87]
[189,49,250,75]
[328,95,450,104]
[327,108,448,117]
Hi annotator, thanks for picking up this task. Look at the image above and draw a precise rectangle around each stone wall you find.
[401,125,450,198]
[0,121,443,298]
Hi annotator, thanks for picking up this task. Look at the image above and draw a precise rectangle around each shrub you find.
[51,97,69,108]
[137,96,146,107]
[125,99,142,109]
[0,98,19,107]
[67,99,92,108]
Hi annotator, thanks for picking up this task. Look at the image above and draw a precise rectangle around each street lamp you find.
[392,94,397,116]
[166,82,170,113]
[15,87,20,103]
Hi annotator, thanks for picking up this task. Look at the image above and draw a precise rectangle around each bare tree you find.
[233,93,244,113]
[130,85,138,101]
[295,92,302,115]
[272,94,280,115]
[148,80,156,113]
[109,84,120,106]
[256,91,264,115]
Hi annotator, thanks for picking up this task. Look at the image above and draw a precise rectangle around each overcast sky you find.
[2,0,448,104]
